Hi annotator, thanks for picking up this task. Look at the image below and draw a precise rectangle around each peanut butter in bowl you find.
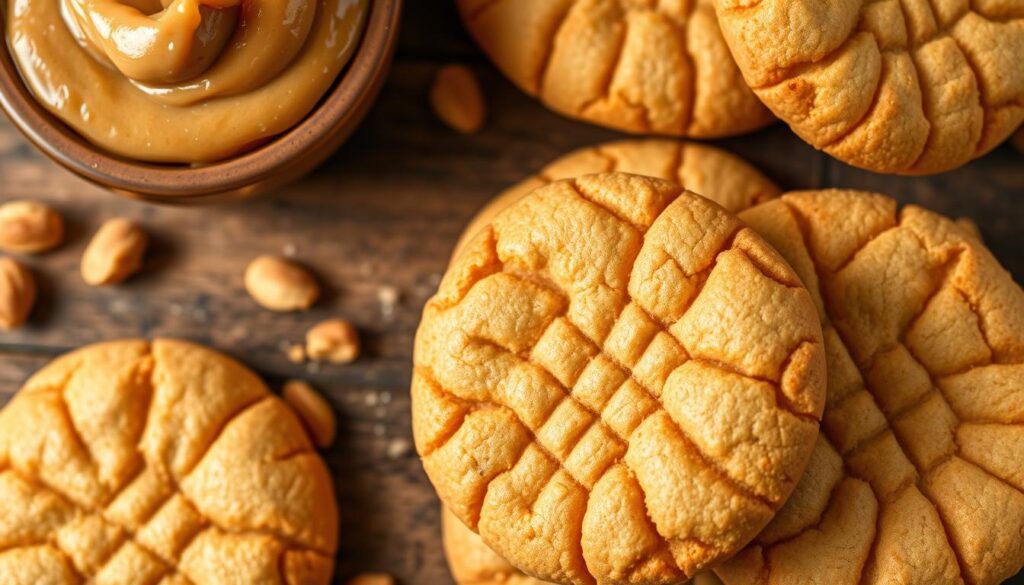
[6,0,368,163]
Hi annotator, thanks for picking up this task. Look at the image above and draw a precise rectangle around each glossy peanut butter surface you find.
[6,0,368,163]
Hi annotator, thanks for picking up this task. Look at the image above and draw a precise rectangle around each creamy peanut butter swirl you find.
[7,0,368,162]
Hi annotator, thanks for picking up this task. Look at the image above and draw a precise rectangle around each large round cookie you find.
[443,506,727,585]
[413,173,826,584]
[455,139,781,257]
[456,0,774,137]
[713,0,1024,174]
[716,191,1024,584]
[0,339,337,584]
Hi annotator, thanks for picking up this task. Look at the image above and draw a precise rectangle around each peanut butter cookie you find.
[456,0,773,137]
[717,191,1024,585]
[714,0,1024,174]
[455,139,780,258]
[413,173,826,584]
[0,339,338,584]
[444,505,726,585]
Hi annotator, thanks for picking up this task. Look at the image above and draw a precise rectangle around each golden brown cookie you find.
[413,173,826,584]
[454,139,781,258]
[456,0,774,137]
[716,190,1024,585]
[444,505,549,585]
[443,505,726,585]
[0,339,337,584]
[714,0,1024,174]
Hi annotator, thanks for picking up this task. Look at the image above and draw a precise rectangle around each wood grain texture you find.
[0,1,1022,583]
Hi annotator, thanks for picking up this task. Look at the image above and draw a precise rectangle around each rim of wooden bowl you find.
[0,0,402,203]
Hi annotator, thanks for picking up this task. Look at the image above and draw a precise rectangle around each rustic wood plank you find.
[0,11,1022,584]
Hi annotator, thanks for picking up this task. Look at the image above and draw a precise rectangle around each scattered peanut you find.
[282,379,336,448]
[244,255,319,311]
[0,257,35,330]
[306,318,360,363]
[386,438,411,460]
[81,218,148,285]
[430,64,485,133]
[346,574,394,585]
[0,200,64,254]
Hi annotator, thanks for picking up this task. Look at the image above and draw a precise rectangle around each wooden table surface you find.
[1,3,1022,584]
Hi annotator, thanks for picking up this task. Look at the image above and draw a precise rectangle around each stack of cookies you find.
[418,3,1023,583]
[415,168,1024,585]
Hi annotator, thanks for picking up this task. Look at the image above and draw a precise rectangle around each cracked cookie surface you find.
[716,190,1024,585]
[457,0,774,137]
[454,139,780,259]
[714,0,1024,174]
[443,505,727,585]
[414,173,826,584]
[0,339,338,585]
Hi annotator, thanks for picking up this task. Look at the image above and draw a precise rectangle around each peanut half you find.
[0,200,64,253]
[282,379,337,448]
[306,318,360,363]
[244,255,320,311]
[0,257,36,330]
[81,218,148,285]
[430,64,486,133]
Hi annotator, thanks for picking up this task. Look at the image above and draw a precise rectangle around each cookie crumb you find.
[282,242,298,258]
[286,344,306,364]
[365,392,379,407]
[191,306,209,323]
[228,324,250,341]
[372,423,385,437]
[378,286,399,320]
[380,391,392,405]
[386,438,410,460]
[109,297,132,315]
[306,318,359,363]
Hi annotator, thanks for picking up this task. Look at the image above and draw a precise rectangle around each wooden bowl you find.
[0,0,402,204]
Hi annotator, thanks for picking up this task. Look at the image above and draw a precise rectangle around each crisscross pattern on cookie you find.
[454,139,781,262]
[457,0,773,137]
[0,339,336,584]
[414,174,826,584]
[715,0,1024,174]
[718,190,1024,585]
